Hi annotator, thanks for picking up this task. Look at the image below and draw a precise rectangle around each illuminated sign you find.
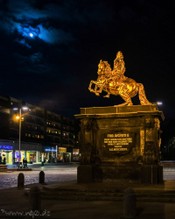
[44,147,57,152]
[0,145,13,150]
[103,133,134,154]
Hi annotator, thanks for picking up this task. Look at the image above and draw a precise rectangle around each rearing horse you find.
[88,59,151,106]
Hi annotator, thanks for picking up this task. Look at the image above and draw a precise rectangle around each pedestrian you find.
[3,156,6,164]
[23,158,28,168]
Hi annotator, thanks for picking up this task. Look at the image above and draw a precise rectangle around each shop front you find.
[0,140,43,165]
[14,142,42,164]
[43,146,57,163]
[58,146,67,162]
[14,150,40,164]
[72,148,80,162]
[0,145,13,164]
[43,146,71,163]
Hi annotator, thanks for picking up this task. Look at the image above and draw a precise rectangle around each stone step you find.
[7,168,32,171]
[0,164,7,172]
[41,186,175,202]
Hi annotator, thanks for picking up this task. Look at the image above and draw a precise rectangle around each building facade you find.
[0,95,80,164]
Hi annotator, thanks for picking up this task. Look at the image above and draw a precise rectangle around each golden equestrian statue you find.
[88,51,152,106]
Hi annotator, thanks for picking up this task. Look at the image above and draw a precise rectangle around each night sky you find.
[0,0,175,143]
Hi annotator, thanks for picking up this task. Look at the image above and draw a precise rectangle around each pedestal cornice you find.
[75,104,164,120]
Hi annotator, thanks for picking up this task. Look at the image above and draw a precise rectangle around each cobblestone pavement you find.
[163,167,175,180]
[0,163,78,189]
[0,164,175,190]
[0,164,175,219]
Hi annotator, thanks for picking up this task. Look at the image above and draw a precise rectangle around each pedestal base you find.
[141,165,163,184]
[101,163,141,181]
[77,165,103,183]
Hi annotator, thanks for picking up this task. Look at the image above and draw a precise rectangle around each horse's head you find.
[97,60,112,76]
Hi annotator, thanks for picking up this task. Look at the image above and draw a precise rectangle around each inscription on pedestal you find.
[103,133,134,154]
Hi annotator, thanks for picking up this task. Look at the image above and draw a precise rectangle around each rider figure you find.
[103,51,126,98]
[112,51,126,82]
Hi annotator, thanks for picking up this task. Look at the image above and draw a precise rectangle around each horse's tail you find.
[137,83,151,105]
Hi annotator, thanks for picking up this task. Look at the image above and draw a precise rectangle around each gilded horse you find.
[88,59,151,106]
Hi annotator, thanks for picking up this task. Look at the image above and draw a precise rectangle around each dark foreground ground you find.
[0,179,175,219]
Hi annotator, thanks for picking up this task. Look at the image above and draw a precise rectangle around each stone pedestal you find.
[77,165,103,183]
[77,165,93,183]
[75,104,164,184]
[141,165,163,184]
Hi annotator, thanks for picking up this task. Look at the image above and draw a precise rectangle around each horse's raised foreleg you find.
[138,83,152,105]
[88,80,102,96]
[88,81,98,94]
[88,81,94,92]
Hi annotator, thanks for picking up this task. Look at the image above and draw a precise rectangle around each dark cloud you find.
[0,0,174,127]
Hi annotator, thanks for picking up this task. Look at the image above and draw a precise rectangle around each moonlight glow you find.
[29,32,34,38]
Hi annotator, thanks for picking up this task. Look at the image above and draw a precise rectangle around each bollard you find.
[30,186,41,211]
[122,187,136,219]
[39,170,45,184]
[17,173,24,189]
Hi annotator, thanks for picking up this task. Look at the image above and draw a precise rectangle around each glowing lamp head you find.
[156,101,163,106]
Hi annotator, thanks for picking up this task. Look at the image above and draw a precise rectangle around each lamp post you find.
[18,107,22,165]
[13,106,29,167]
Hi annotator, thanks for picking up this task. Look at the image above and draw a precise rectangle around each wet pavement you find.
[0,163,78,189]
[163,166,175,180]
[0,164,175,219]
[0,176,175,219]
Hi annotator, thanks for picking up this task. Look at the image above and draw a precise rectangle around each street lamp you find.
[156,101,163,106]
[13,106,30,167]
